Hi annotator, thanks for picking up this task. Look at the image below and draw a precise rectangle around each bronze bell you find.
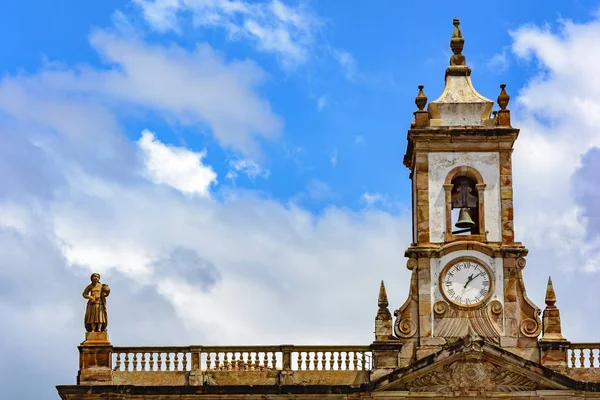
[455,208,475,229]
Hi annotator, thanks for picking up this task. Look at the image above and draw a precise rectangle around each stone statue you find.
[82,273,110,332]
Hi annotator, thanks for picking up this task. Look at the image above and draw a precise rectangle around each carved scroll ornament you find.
[394,265,419,338]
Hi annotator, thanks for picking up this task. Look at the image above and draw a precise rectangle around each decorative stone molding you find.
[394,270,419,339]
[520,318,540,338]
[489,300,503,315]
[405,359,536,393]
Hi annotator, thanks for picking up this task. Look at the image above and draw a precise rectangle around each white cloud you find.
[0,30,283,157]
[361,192,384,207]
[486,47,509,71]
[501,16,600,340]
[138,130,217,195]
[133,0,321,66]
[226,157,270,182]
[333,49,357,81]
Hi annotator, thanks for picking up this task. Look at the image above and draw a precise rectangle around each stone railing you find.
[105,344,373,385]
[112,345,371,372]
[569,343,600,368]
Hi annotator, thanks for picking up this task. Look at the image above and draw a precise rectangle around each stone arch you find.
[444,165,485,185]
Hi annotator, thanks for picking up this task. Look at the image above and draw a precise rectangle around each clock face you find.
[441,259,492,307]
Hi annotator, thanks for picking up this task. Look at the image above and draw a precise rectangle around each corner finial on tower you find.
[378,280,389,309]
[540,276,566,343]
[497,84,510,110]
[413,85,430,128]
[415,85,427,111]
[496,84,512,126]
[545,276,556,307]
[375,280,393,341]
[450,17,466,66]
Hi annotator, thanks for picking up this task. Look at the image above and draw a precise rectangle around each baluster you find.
[166,352,172,371]
[183,353,188,371]
[271,352,277,370]
[337,351,342,370]
[579,349,586,368]
[328,352,333,370]
[262,352,268,370]
[243,352,249,371]
[157,353,163,371]
[174,352,179,371]
[344,352,350,371]
[134,353,139,371]
[141,352,146,371]
[223,352,230,370]
[590,349,595,368]
[125,353,130,371]
[311,352,317,370]
[321,351,326,370]
[353,352,358,370]
[236,352,241,370]
[215,352,221,370]
[596,348,600,369]
[251,352,257,370]
[149,353,155,371]
[361,352,366,370]
[206,352,212,370]
[570,349,576,368]
[114,353,121,371]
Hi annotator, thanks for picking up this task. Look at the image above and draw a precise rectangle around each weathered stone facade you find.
[57,18,600,400]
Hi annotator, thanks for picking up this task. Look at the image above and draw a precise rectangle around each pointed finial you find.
[378,280,389,309]
[452,17,462,39]
[450,17,465,66]
[497,84,510,110]
[545,276,556,306]
[415,85,427,111]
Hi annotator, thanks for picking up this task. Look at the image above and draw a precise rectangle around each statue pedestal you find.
[78,332,113,385]
[81,331,110,345]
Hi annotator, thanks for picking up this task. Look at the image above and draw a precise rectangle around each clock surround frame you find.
[439,256,495,310]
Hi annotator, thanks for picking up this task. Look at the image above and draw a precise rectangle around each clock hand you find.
[463,274,474,289]
[471,271,485,280]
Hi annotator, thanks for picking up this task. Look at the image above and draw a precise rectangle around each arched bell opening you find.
[451,176,479,235]
[444,166,487,242]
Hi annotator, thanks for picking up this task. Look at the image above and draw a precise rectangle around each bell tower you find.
[385,18,542,365]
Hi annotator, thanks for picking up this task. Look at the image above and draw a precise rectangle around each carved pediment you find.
[405,357,535,393]
[373,335,575,395]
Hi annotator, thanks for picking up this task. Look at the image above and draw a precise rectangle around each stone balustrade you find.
[112,345,371,373]
[569,343,600,368]
[102,344,373,386]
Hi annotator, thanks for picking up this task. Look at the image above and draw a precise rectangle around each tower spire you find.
[426,17,493,127]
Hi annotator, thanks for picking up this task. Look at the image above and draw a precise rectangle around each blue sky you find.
[3,1,600,399]
[1,0,594,213]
